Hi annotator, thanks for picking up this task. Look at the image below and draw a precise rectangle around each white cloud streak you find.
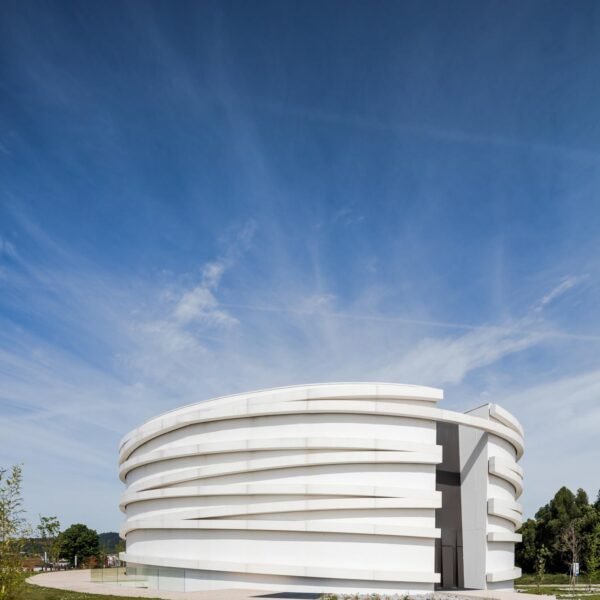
[534,275,588,313]
[376,325,549,386]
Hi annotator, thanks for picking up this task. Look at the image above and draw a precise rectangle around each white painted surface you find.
[119,382,523,594]
[459,410,489,591]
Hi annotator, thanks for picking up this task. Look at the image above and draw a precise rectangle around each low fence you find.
[90,567,146,588]
[90,565,186,591]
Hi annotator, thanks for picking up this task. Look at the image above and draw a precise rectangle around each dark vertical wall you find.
[435,422,464,589]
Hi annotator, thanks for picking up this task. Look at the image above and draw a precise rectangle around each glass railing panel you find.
[157,566,185,592]
[138,566,158,589]
[90,564,189,590]
[123,565,149,587]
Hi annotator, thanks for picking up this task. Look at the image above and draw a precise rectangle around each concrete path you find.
[27,570,556,600]
[27,570,268,600]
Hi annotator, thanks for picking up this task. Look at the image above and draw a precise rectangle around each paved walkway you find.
[27,570,266,600]
[27,570,555,600]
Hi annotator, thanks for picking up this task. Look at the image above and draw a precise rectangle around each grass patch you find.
[517,574,600,585]
[516,586,600,599]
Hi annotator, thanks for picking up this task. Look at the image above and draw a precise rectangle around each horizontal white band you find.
[489,404,525,438]
[489,455,523,478]
[124,496,442,523]
[120,400,523,463]
[488,498,523,528]
[120,484,442,511]
[120,438,443,481]
[486,566,522,582]
[489,457,524,498]
[487,532,522,543]
[121,518,442,540]
[119,382,445,450]
[121,552,442,584]
[126,450,441,493]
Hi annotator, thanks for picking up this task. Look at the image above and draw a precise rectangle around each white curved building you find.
[118,383,523,595]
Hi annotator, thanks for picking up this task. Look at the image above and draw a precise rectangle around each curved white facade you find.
[118,383,524,594]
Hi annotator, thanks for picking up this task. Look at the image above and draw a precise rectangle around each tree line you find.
[517,486,600,578]
[0,465,123,600]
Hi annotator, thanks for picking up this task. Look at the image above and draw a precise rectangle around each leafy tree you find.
[37,515,61,570]
[0,465,29,600]
[58,523,100,567]
[517,486,600,577]
[98,531,121,554]
[535,544,551,592]
[517,519,538,573]
[584,520,600,586]
[576,488,590,511]
[535,487,587,572]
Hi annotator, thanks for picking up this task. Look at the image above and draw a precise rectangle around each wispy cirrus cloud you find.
[533,274,589,313]
[172,220,256,327]
[376,322,549,386]
[493,368,600,511]
[173,268,238,327]
[0,214,598,530]
[332,205,365,226]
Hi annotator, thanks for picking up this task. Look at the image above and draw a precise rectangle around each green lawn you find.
[515,583,600,600]
[518,574,600,585]
[23,583,161,600]
[518,592,600,600]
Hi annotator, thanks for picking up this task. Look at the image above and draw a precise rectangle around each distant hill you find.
[98,531,122,554]
[23,537,44,555]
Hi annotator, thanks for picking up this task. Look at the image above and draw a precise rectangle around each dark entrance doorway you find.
[435,422,464,590]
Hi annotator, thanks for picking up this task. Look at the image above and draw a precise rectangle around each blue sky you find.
[1,0,600,532]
